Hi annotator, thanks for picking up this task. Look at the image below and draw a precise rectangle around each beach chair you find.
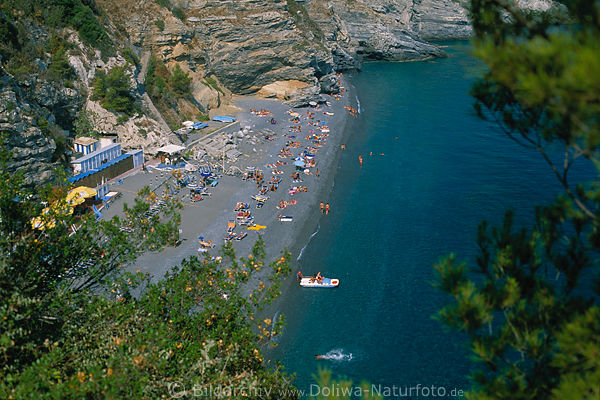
[234,232,247,240]
[198,237,214,248]
[234,202,249,211]
[227,221,236,232]
[238,217,254,226]
[92,204,103,221]
[223,232,236,241]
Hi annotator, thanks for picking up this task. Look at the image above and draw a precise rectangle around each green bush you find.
[47,36,74,81]
[154,19,164,31]
[154,0,171,8]
[169,64,191,96]
[0,13,19,59]
[172,7,186,21]
[203,76,224,94]
[73,110,99,138]
[0,150,297,398]
[92,66,136,115]
[0,0,113,55]
[122,48,139,67]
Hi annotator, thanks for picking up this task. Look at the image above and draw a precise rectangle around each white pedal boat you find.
[299,277,339,288]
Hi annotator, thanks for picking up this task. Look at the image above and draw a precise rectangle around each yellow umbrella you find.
[30,203,74,230]
[66,186,97,206]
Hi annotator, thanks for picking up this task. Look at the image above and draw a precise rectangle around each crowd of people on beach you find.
[179,75,360,289]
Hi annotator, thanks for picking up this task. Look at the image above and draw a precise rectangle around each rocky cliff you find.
[0,0,550,185]
[98,0,464,102]
[0,62,81,186]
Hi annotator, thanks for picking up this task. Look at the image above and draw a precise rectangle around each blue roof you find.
[212,115,235,123]
[193,122,208,129]
[68,153,132,183]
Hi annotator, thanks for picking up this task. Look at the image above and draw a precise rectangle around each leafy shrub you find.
[203,76,224,94]
[0,13,19,59]
[92,66,136,115]
[1,0,113,55]
[47,35,74,81]
[169,64,191,96]
[172,6,186,21]
[122,48,139,66]
[154,0,171,8]
[73,110,99,138]
[116,114,129,124]
[154,19,164,31]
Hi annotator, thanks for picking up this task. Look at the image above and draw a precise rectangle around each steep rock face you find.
[62,37,173,153]
[97,0,454,104]
[410,0,472,40]
[100,0,334,96]
[0,68,80,186]
[306,0,447,63]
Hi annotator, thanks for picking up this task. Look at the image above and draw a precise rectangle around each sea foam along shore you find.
[103,78,356,290]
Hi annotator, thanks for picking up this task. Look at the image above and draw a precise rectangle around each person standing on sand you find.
[320,202,325,214]
[325,203,330,215]
[316,168,320,177]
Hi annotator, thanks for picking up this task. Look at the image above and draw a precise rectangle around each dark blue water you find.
[271,43,592,397]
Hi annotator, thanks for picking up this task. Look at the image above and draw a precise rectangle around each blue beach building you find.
[72,142,121,174]
[73,137,99,155]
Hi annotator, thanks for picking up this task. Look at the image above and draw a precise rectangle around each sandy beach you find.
[102,80,357,287]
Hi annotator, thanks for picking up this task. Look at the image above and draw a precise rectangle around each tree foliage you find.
[0,140,297,398]
[0,0,113,56]
[169,64,192,97]
[92,65,136,115]
[145,56,196,129]
[435,1,600,399]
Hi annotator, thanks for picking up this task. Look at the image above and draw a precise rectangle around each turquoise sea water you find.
[271,43,592,397]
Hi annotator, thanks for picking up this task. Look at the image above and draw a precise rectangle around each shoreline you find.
[102,79,356,292]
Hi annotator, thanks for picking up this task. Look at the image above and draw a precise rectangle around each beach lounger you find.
[234,232,247,240]
[210,180,218,187]
[234,202,249,211]
[198,239,214,248]
[223,232,236,241]
[227,221,236,232]
[277,215,293,222]
[238,218,254,226]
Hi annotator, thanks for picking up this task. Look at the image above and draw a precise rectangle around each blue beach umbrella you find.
[294,160,305,168]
